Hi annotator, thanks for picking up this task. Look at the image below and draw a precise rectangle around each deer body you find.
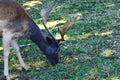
[0,1,59,80]
[0,1,29,34]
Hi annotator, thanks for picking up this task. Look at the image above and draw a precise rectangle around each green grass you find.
[0,0,120,80]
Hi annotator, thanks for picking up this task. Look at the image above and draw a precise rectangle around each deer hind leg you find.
[3,30,13,80]
[11,39,29,70]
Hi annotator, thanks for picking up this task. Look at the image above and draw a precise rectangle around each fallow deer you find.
[0,0,59,80]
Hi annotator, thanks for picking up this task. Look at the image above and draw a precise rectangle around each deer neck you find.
[28,20,48,51]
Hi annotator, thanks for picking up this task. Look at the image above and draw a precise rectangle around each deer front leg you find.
[11,40,29,71]
[3,30,13,80]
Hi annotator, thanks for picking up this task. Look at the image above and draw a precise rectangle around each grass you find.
[0,0,120,80]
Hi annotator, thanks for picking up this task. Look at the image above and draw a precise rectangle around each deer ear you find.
[46,37,53,44]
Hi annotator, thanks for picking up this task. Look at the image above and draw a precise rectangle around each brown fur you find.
[0,0,30,36]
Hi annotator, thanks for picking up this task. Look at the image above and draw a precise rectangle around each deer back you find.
[0,0,30,34]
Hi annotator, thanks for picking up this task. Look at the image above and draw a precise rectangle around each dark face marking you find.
[45,37,60,65]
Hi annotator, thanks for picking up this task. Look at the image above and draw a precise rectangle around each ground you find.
[0,0,120,80]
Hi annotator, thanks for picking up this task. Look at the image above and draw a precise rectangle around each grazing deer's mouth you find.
[45,53,59,66]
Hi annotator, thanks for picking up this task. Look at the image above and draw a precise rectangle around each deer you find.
[0,0,80,79]
[0,0,60,80]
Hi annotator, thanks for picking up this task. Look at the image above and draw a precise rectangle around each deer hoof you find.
[4,75,10,80]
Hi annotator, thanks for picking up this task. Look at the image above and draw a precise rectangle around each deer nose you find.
[51,59,58,66]
[50,55,59,66]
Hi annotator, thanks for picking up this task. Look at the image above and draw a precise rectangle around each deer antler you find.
[58,14,80,41]
[40,6,80,44]
[40,5,55,38]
